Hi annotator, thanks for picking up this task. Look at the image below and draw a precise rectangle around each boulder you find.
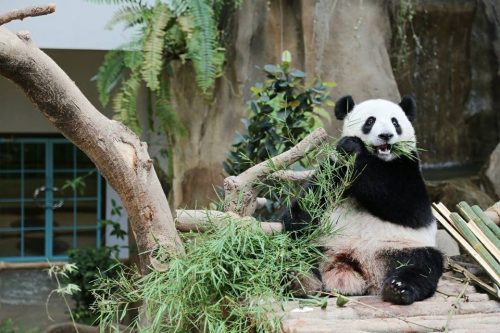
[483,142,500,199]
[426,178,495,209]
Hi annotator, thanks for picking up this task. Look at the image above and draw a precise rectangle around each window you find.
[0,138,102,262]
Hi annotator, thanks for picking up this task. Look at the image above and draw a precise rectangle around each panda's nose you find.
[378,133,394,141]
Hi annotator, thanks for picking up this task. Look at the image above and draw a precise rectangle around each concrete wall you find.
[0,49,112,133]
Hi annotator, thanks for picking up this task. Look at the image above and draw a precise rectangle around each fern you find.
[141,2,171,91]
[187,0,219,94]
[156,75,187,140]
[113,71,142,135]
[105,4,147,30]
[93,50,126,106]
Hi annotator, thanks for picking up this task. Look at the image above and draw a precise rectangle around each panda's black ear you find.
[399,96,416,122]
[335,95,355,120]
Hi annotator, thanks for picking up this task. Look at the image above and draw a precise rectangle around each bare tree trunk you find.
[0,25,184,273]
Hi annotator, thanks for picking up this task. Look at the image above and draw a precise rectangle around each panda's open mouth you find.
[375,144,392,155]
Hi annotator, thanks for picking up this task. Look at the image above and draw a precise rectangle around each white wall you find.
[0,0,136,50]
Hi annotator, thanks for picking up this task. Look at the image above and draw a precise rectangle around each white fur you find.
[342,99,416,161]
[320,199,437,294]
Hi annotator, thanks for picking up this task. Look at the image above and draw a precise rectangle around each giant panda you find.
[285,95,443,305]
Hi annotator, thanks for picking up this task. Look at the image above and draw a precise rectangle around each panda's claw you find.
[382,277,415,305]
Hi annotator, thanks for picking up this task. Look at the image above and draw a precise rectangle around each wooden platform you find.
[281,276,500,332]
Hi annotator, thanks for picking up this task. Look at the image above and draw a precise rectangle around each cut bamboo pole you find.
[457,202,500,249]
[467,221,500,261]
[432,203,500,286]
[448,212,500,275]
[471,205,500,238]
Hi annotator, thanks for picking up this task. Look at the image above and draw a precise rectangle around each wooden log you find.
[0,261,65,270]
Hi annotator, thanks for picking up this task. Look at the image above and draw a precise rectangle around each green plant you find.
[46,263,82,331]
[63,199,127,325]
[92,0,242,135]
[93,217,325,333]
[390,0,422,75]
[91,139,356,332]
[0,319,39,333]
[223,51,334,176]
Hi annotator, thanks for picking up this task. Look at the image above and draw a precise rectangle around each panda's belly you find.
[320,199,437,293]
[321,198,437,252]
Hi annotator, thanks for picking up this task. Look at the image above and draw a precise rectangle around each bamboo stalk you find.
[432,204,500,286]
[458,202,500,249]
[467,221,500,261]
[448,212,500,275]
[471,205,500,238]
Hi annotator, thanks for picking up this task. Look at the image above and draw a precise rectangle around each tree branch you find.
[0,4,55,25]
[0,26,183,274]
[175,209,283,234]
[223,128,328,216]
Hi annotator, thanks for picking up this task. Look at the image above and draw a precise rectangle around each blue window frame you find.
[0,138,102,262]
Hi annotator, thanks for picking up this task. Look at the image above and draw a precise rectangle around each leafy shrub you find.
[223,51,334,176]
[64,200,127,325]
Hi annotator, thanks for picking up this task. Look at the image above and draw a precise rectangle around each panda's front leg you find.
[380,247,443,305]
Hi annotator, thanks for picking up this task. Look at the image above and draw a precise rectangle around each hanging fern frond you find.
[105,4,148,30]
[166,0,190,16]
[113,70,142,135]
[141,2,171,91]
[187,0,220,94]
[155,75,187,140]
[94,50,127,106]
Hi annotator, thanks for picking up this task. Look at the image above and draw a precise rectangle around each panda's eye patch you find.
[362,116,376,134]
[392,117,402,135]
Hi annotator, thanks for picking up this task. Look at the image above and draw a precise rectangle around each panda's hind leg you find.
[320,250,368,295]
[381,247,443,305]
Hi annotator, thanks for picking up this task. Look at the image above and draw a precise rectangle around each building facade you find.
[0,0,133,262]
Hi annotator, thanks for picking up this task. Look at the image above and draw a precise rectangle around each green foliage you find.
[93,0,242,136]
[0,319,39,333]
[92,139,357,332]
[223,52,334,176]
[93,217,325,333]
[390,0,422,74]
[62,199,127,325]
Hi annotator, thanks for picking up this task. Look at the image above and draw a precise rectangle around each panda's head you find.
[335,95,417,161]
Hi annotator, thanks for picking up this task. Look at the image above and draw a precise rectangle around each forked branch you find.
[223,128,328,216]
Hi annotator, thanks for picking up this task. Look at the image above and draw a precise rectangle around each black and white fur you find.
[285,96,443,305]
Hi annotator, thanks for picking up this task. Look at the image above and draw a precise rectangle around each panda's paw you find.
[337,136,366,155]
[381,277,416,305]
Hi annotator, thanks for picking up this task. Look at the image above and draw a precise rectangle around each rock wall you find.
[168,0,499,208]
[169,0,400,207]
[391,0,500,166]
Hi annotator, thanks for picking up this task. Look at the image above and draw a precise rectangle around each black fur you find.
[399,96,417,122]
[334,95,355,120]
[380,247,443,305]
[391,117,402,135]
[361,116,376,134]
[337,136,433,229]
